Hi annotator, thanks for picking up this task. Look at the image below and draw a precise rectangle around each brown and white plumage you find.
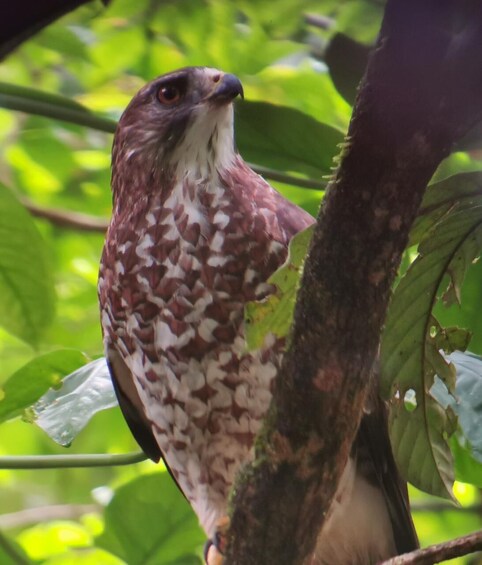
[98,66,418,563]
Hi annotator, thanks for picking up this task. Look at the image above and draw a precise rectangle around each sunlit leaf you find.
[17,522,92,561]
[36,26,88,60]
[43,547,124,565]
[0,184,56,345]
[88,27,146,77]
[96,472,204,565]
[450,439,482,488]
[0,350,88,424]
[335,2,384,43]
[245,226,313,350]
[253,67,352,131]
[34,357,117,446]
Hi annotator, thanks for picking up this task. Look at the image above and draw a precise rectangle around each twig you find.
[23,198,109,232]
[381,530,482,564]
[248,163,326,190]
[304,13,335,30]
[411,502,481,514]
[0,451,147,469]
[0,504,99,529]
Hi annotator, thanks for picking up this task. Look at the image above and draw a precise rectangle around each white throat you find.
[171,104,236,180]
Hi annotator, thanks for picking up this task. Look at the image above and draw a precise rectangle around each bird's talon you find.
[204,517,230,565]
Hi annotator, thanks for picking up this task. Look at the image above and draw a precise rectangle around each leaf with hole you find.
[381,199,482,498]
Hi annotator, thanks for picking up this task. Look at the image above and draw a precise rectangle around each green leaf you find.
[89,28,146,76]
[0,184,56,345]
[381,204,482,498]
[451,437,482,488]
[0,84,116,133]
[411,171,482,246]
[42,548,124,565]
[236,101,343,179]
[388,395,455,499]
[0,530,32,565]
[96,472,204,565]
[0,82,89,113]
[245,226,313,350]
[324,33,370,105]
[34,357,117,446]
[17,521,92,561]
[0,350,88,424]
[35,26,88,60]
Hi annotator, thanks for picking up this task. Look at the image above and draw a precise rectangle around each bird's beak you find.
[208,73,244,103]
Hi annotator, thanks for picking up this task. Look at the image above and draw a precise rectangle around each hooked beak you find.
[208,73,244,103]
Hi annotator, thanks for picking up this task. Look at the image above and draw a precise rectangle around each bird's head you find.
[113,67,244,186]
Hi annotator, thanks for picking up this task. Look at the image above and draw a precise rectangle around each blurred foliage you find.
[0,0,482,563]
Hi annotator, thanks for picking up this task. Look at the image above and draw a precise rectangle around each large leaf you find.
[0,184,56,346]
[96,472,204,565]
[0,350,88,424]
[411,171,482,246]
[323,33,370,105]
[381,203,482,498]
[34,357,117,446]
[236,101,343,179]
[245,226,313,350]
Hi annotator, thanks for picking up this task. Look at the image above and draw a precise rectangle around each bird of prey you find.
[98,66,418,564]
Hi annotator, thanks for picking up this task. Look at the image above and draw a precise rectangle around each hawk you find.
[98,66,418,564]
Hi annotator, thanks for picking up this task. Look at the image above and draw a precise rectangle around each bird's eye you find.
[158,84,182,105]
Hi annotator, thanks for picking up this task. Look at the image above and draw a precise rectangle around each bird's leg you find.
[204,516,230,565]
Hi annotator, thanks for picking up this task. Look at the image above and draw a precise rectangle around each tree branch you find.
[226,1,482,564]
[22,198,109,232]
[381,530,482,565]
[0,1,103,61]
[0,504,99,529]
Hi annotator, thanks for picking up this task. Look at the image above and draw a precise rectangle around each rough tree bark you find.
[226,1,482,564]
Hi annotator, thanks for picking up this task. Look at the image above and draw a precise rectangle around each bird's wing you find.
[106,346,162,462]
[357,394,419,554]
[106,345,190,501]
